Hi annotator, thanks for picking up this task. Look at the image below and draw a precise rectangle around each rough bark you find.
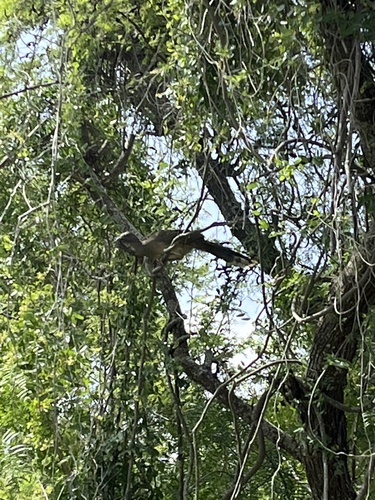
[296,2,375,497]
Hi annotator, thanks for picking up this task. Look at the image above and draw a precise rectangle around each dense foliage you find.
[1,0,375,498]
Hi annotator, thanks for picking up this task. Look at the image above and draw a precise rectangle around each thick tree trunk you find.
[291,3,375,496]
[304,452,356,499]
[299,229,375,497]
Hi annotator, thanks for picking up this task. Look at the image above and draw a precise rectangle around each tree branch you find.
[79,164,302,462]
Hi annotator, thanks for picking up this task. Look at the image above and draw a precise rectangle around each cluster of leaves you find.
[2,0,375,498]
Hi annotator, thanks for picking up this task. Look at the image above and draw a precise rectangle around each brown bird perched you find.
[115,229,254,267]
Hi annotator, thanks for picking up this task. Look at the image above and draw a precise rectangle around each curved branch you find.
[80,166,302,462]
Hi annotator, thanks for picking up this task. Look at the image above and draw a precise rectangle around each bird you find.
[115,229,254,267]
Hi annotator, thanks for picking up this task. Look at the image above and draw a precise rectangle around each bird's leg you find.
[143,257,162,276]
[150,259,166,275]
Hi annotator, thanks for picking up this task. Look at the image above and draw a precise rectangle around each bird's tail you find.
[193,239,255,267]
